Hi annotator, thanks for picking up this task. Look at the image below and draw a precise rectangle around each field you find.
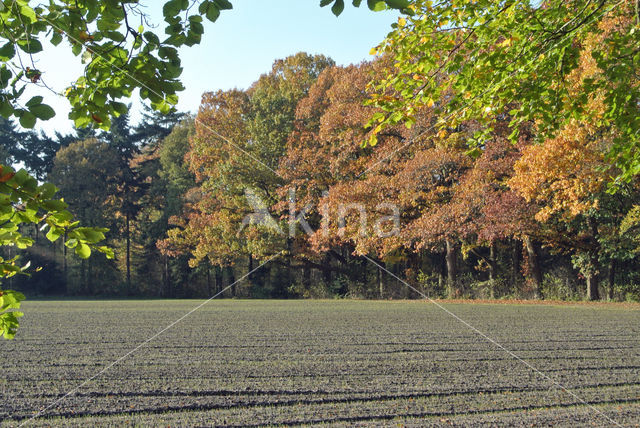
[2,299,640,427]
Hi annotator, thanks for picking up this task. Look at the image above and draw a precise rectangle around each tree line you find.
[5,49,640,302]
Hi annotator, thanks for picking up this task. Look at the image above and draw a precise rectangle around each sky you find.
[33,1,399,136]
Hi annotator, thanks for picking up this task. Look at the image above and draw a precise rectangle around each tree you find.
[132,104,186,149]
[136,117,196,296]
[102,111,146,289]
[49,139,120,294]
[509,118,640,300]
[162,54,333,297]
[368,0,640,182]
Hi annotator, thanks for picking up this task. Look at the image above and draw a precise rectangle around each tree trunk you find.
[489,241,497,299]
[377,260,385,299]
[323,253,332,290]
[361,257,368,288]
[586,273,600,301]
[445,238,457,298]
[163,256,170,297]
[511,239,521,288]
[438,250,446,293]
[607,259,616,301]
[215,267,223,294]
[586,218,601,301]
[303,266,311,291]
[247,255,255,297]
[206,263,212,297]
[227,266,236,297]
[125,212,131,288]
[523,236,542,299]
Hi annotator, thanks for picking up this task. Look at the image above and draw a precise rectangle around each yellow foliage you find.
[510,121,610,223]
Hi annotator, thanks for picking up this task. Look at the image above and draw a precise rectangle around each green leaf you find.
[384,0,409,8]
[75,227,106,243]
[38,182,58,199]
[29,104,56,120]
[19,111,36,129]
[51,32,63,46]
[331,0,345,16]
[25,96,43,108]
[19,4,37,22]
[75,242,91,259]
[0,42,15,61]
[46,227,63,242]
[212,0,233,10]
[41,199,67,211]
[92,93,107,107]
[17,39,42,54]
[163,0,183,18]
[205,4,221,22]
[367,0,386,11]
[73,115,91,128]
[96,246,115,259]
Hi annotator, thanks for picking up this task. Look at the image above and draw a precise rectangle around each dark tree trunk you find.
[438,250,446,293]
[511,239,521,288]
[608,259,616,301]
[247,255,255,297]
[377,260,385,299]
[227,266,236,297]
[523,236,542,299]
[303,266,312,291]
[586,217,601,301]
[163,256,171,297]
[489,241,497,299]
[361,257,368,287]
[206,263,212,297]
[215,267,223,294]
[323,253,332,288]
[125,212,131,288]
[445,239,458,298]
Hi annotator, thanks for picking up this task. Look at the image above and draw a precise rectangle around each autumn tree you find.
[509,120,640,300]
[162,53,334,296]
[369,0,640,182]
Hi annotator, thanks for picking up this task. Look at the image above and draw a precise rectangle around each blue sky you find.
[35,1,399,136]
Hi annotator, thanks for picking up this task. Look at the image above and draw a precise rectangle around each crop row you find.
[2,300,638,426]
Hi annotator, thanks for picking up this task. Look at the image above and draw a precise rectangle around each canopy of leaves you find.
[0,0,407,130]
[0,161,113,338]
[368,0,640,183]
